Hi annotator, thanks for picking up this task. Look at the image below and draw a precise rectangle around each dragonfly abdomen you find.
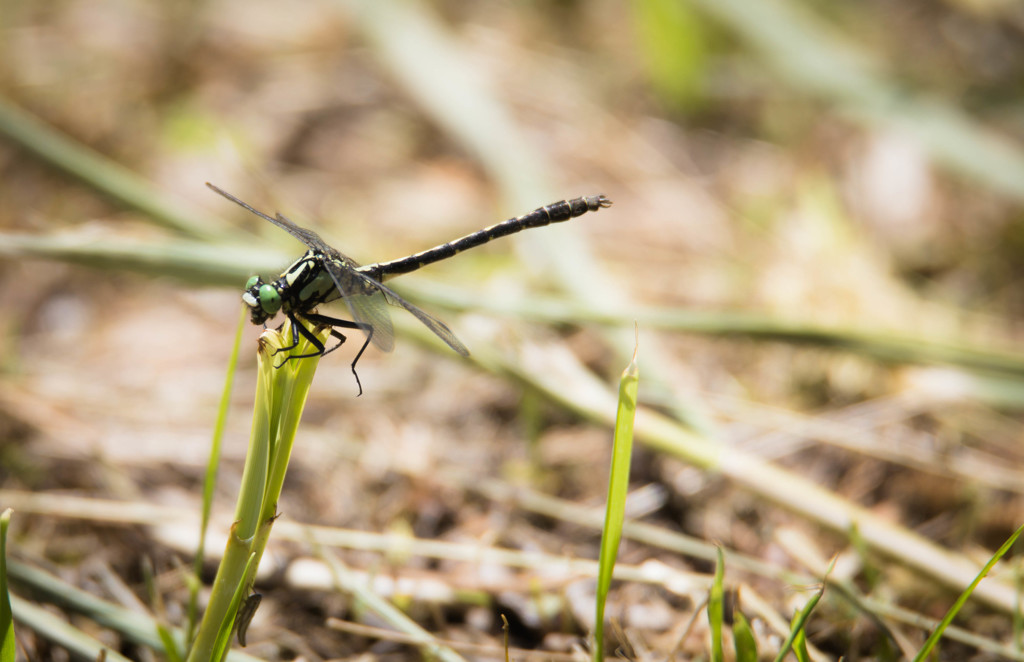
[367,194,612,280]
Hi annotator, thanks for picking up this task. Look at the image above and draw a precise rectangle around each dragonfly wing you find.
[369,278,470,357]
[273,213,333,253]
[320,256,396,352]
[205,184,329,252]
[345,289,395,352]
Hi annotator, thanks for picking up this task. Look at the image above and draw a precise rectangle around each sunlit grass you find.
[0,0,1023,658]
[187,319,329,661]
[1,508,14,662]
[913,524,1024,661]
[592,340,639,661]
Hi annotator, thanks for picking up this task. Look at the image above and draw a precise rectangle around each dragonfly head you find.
[242,275,282,324]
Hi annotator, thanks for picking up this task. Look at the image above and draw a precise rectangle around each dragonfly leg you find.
[302,312,374,396]
[275,314,370,391]
[276,318,347,358]
[321,329,347,356]
[273,320,302,355]
[273,314,327,364]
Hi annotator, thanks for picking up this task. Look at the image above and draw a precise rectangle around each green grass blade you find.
[732,609,758,662]
[773,581,825,662]
[157,625,183,662]
[709,547,725,662]
[189,305,248,646]
[593,342,639,662]
[9,596,131,662]
[914,523,1024,661]
[0,232,279,287]
[0,509,14,662]
[211,554,258,662]
[792,624,810,662]
[7,561,262,661]
[1015,553,1023,653]
[234,360,271,543]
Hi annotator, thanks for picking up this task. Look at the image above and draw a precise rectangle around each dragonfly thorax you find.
[242,251,344,326]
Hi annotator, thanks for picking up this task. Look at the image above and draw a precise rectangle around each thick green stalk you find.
[187,321,327,661]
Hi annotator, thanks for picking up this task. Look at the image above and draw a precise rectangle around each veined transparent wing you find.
[206,184,332,253]
[319,250,467,356]
[271,213,337,256]
[367,276,470,357]
[317,250,396,353]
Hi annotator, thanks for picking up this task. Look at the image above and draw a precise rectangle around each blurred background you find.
[2,0,1024,659]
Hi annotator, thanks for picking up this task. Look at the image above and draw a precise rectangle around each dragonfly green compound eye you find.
[258,284,282,314]
[245,275,260,290]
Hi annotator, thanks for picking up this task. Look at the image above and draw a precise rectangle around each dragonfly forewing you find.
[273,213,333,253]
[320,258,396,352]
[372,279,470,357]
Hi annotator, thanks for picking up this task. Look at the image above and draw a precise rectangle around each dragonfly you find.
[208,182,612,394]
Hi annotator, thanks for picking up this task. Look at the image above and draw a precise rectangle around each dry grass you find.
[1,1,1024,660]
